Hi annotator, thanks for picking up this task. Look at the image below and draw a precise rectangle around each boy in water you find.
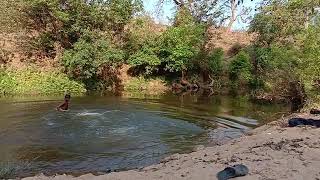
[56,94,71,111]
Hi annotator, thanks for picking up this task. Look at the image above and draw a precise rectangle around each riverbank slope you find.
[23,113,320,180]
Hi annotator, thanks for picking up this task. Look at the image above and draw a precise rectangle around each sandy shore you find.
[23,113,320,180]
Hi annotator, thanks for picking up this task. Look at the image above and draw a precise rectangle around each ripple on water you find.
[110,127,137,135]
[0,95,289,178]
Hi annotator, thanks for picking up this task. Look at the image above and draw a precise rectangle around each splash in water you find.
[76,110,121,117]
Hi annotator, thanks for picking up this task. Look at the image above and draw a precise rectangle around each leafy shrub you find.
[159,24,205,73]
[249,77,265,90]
[128,46,161,74]
[0,0,24,33]
[126,16,163,75]
[158,8,205,74]
[229,51,252,82]
[252,46,272,72]
[30,32,56,57]
[208,48,224,75]
[22,0,143,52]
[0,69,86,95]
[299,25,320,91]
[62,36,124,89]
[125,16,162,55]
[124,76,167,95]
[0,70,16,95]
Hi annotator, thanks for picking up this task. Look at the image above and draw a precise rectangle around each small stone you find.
[195,145,205,151]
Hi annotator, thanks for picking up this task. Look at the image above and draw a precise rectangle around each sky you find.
[142,0,262,30]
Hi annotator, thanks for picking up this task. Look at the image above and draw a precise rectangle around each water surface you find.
[0,94,289,178]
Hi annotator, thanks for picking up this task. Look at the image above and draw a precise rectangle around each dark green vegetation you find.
[0,0,319,109]
[0,69,86,95]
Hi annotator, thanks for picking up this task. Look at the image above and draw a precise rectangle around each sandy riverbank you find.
[23,113,320,180]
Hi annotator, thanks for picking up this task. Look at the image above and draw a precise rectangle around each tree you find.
[126,16,163,74]
[156,0,222,25]
[229,50,252,82]
[247,0,320,107]
[157,0,254,31]
[299,22,320,90]
[222,0,253,31]
[250,0,320,46]
[159,8,205,77]
[22,0,143,54]
[208,48,224,75]
[62,35,124,89]
[105,0,143,35]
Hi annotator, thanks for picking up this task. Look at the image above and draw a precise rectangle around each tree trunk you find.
[227,0,237,32]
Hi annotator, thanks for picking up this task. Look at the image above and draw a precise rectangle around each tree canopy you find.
[1,0,320,107]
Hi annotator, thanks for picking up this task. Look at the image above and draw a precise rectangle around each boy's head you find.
[64,94,71,101]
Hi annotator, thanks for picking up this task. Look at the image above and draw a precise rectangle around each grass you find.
[0,69,86,96]
[123,76,169,95]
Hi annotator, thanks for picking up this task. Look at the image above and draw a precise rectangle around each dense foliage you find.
[229,51,252,82]
[160,8,206,73]
[127,8,206,75]
[62,35,124,89]
[0,0,320,109]
[208,48,224,75]
[0,69,86,95]
[247,0,320,108]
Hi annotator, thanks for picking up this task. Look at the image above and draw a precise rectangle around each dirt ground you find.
[22,113,320,180]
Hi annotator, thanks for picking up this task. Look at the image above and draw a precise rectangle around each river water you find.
[0,94,289,178]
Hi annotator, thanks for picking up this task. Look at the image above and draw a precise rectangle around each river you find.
[0,93,289,178]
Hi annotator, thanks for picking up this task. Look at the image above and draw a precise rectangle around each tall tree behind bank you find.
[17,0,143,90]
[249,0,320,109]
[21,0,143,53]
[222,0,253,31]
[156,0,223,25]
[157,0,254,31]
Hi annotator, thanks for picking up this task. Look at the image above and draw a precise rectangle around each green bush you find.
[125,16,162,55]
[299,25,320,91]
[0,69,86,96]
[0,70,17,95]
[128,46,161,74]
[159,8,205,73]
[229,51,252,82]
[126,16,163,75]
[159,24,205,73]
[30,32,55,57]
[249,77,265,90]
[123,76,167,95]
[208,48,224,75]
[22,0,143,52]
[62,36,124,89]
